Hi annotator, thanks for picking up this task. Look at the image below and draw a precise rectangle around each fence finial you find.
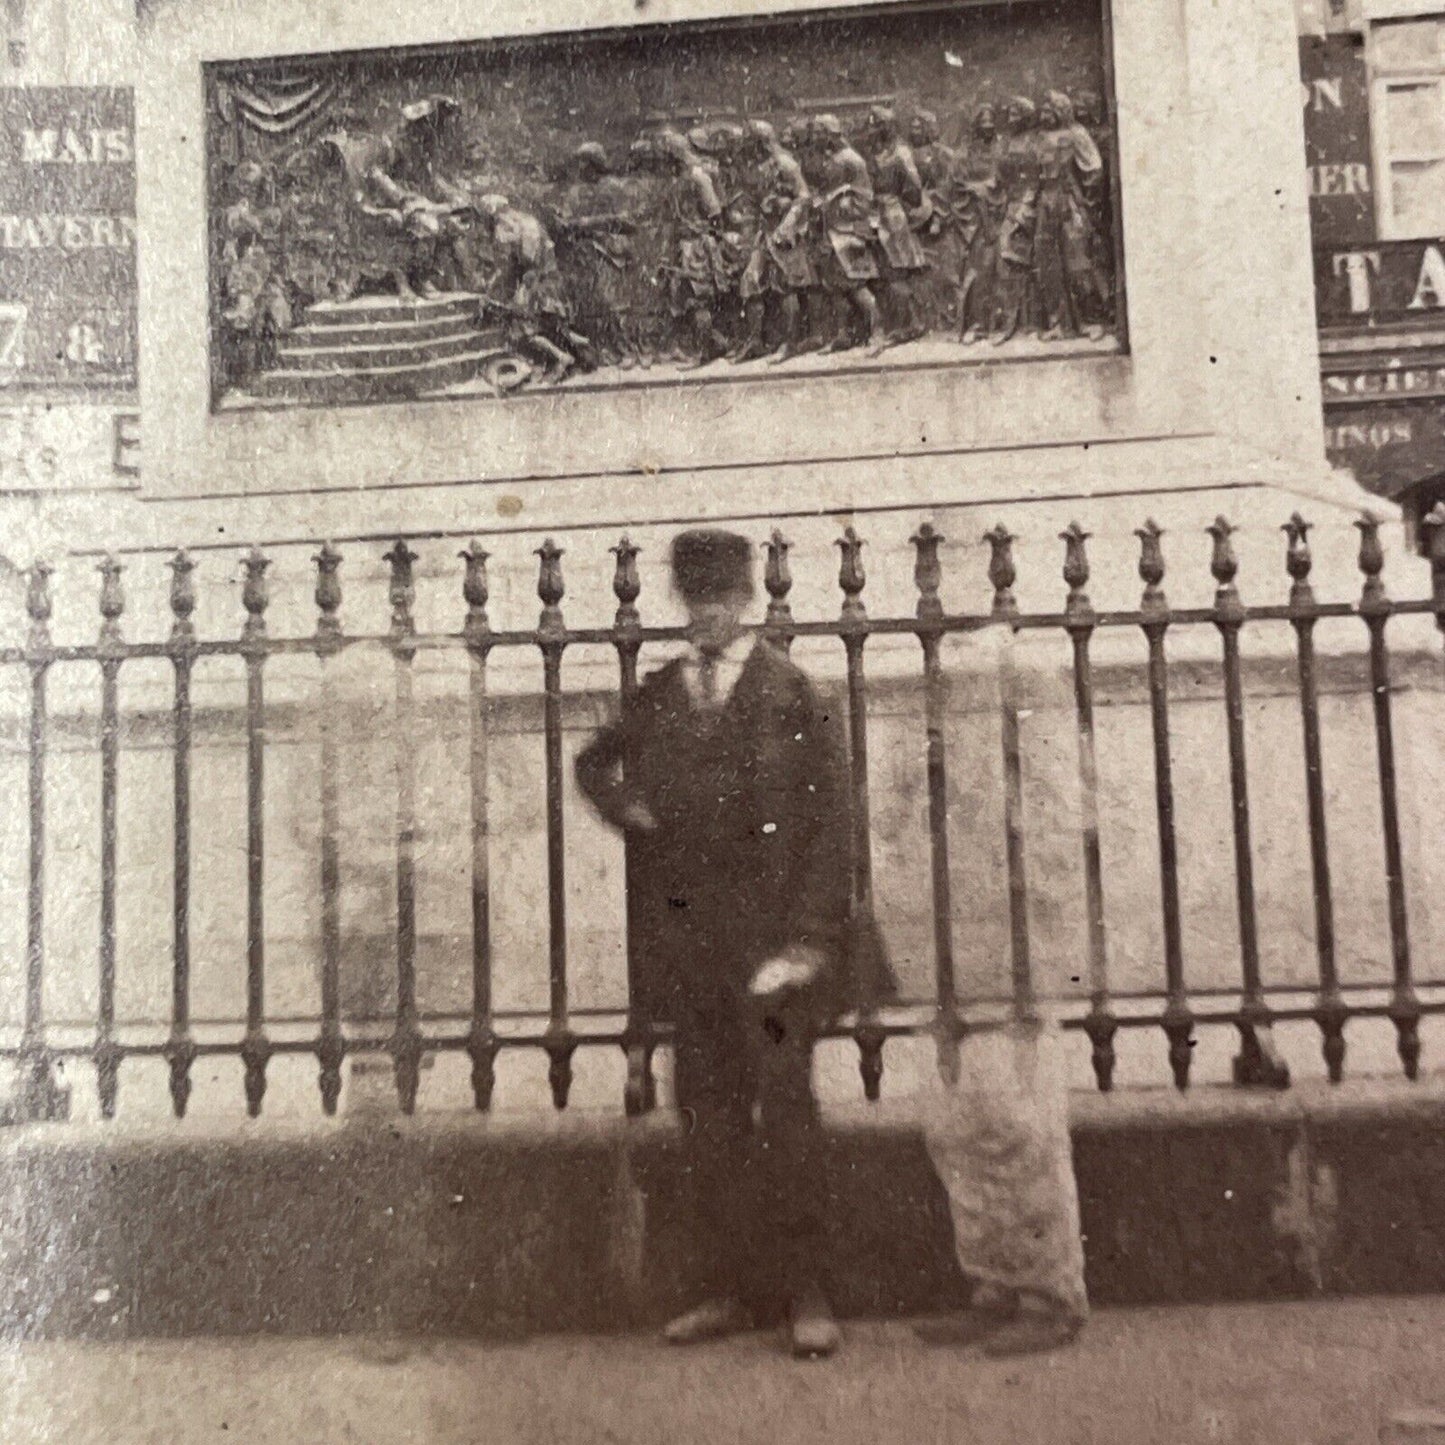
[241,549,270,642]
[764,530,794,641]
[1207,515,1238,588]
[1282,511,1312,577]
[313,542,343,647]
[837,525,866,621]
[983,524,1017,619]
[1355,511,1388,614]
[460,540,490,646]
[1135,519,1166,611]
[384,539,419,643]
[611,536,641,625]
[911,521,944,622]
[168,550,196,641]
[1060,522,1091,613]
[98,555,124,644]
[536,538,565,632]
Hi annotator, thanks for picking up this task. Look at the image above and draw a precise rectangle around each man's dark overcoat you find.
[575,638,896,1030]
[575,635,896,1308]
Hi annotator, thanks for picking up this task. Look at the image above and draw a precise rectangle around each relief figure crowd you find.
[219,92,1115,389]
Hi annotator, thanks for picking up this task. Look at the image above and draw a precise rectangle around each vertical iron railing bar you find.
[165,551,198,1118]
[538,539,576,1109]
[385,539,424,1115]
[837,527,886,1100]
[240,549,272,1117]
[1208,517,1289,1090]
[95,556,124,1118]
[18,562,65,1122]
[911,522,961,1082]
[1356,514,1421,1079]
[983,525,1037,1027]
[461,541,499,1111]
[611,536,655,1116]
[1061,523,1116,1091]
[1136,521,1194,1089]
[1283,514,1346,1082]
[314,543,346,1115]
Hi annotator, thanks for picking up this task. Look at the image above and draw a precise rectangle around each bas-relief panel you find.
[204,0,1122,414]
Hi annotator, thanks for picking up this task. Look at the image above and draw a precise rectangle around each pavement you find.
[1,1297,1443,1445]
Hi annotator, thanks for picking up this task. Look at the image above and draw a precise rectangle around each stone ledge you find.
[1,1079,1442,1339]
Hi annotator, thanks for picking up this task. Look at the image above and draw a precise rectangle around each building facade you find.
[1299,0,1445,517]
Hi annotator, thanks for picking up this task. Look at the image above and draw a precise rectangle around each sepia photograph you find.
[2,0,1445,1440]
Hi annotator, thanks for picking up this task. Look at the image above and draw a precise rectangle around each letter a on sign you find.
[1410,246,1445,310]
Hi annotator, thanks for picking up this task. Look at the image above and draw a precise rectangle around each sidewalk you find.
[2,1297,1443,1445]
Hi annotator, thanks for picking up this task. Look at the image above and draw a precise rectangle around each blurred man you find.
[575,529,895,1359]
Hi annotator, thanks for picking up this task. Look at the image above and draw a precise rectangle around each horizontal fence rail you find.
[4,505,1445,1124]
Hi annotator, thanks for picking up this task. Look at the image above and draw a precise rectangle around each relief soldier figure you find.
[908,109,961,330]
[992,96,1043,346]
[554,142,638,369]
[389,96,470,212]
[1034,92,1108,341]
[276,144,354,310]
[807,114,884,355]
[219,160,291,384]
[733,120,817,364]
[684,123,753,349]
[320,101,474,303]
[659,128,736,369]
[780,117,829,354]
[861,105,930,350]
[910,109,957,195]
[952,104,1005,344]
[620,135,675,369]
[473,193,592,385]
[1073,88,1116,324]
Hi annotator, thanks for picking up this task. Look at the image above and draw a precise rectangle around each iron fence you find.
[5,505,1445,1124]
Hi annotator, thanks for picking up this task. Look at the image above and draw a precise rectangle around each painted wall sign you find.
[1315,239,1445,327]
[1323,361,1445,402]
[0,86,137,394]
[1323,399,1445,494]
[1299,32,1373,247]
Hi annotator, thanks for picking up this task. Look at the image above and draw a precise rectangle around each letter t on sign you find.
[1334,251,1381,314]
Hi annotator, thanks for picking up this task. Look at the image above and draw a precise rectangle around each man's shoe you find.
[981,1310,1083,1358]
[662,1298,752,1345]
[789,1288,840,1359]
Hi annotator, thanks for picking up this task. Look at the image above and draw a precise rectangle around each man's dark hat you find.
[670,529,755,602]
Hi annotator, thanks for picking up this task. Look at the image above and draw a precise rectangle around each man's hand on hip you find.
[620,800,660,833]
